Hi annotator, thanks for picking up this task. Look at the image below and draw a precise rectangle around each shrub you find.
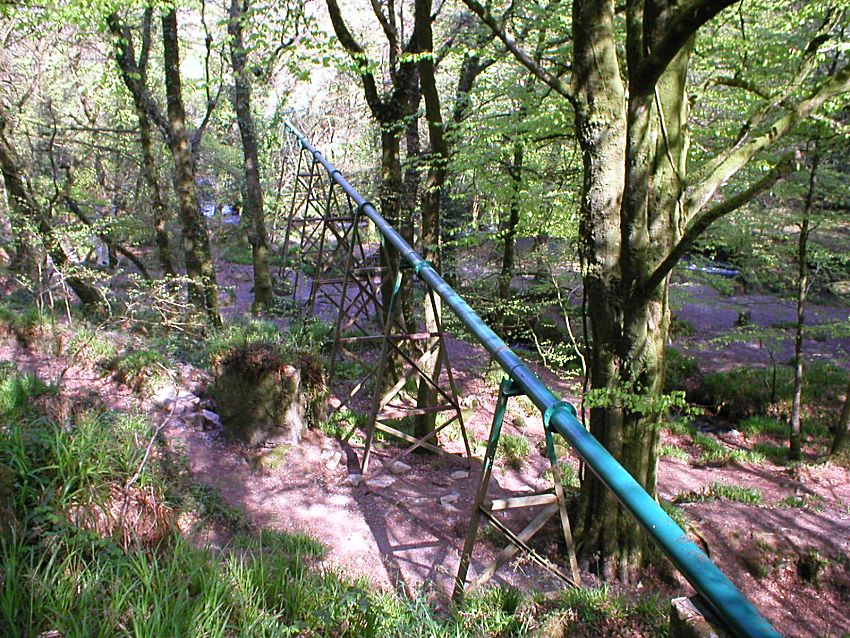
[698,366,791,420]
[669,315,695,337]
[664,347,700,394]
[0,302,46,345]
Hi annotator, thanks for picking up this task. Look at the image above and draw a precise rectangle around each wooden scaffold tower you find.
[280,127,471,475]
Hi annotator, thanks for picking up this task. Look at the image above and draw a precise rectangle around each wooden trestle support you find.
[282,140,470,475]
[282,130,580,601]
[453,378,581,600]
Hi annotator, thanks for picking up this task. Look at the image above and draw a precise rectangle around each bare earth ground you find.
[2,261,849,637]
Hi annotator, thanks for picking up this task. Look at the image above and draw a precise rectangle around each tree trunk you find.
[161,8,221,327]
[0,120,100,306]
[139,107,175,276]
[790,150,819,461]
[413,0,448,438]
[399,78,420,333]
[572,0,688,581]
[107,10,174,276]
[832,377,850,455]
[498,143,523,303]
[228,0,274,310]
[460,0,850,583]
[379,128,405,331]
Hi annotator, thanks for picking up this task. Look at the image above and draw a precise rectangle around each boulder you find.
[342,473,363,487]
[387,460,412,475]
[669,597,729,638]
[365,475,395,489]
[212,343,326,446]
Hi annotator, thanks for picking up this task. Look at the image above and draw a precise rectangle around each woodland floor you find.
[2,255,849,637]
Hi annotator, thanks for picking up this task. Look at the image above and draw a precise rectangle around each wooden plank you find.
[372,422,442,454]
[474,504,560,585]
[488,493,558,511]
[378,404,455,419]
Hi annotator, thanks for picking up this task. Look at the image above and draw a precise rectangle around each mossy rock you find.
[212,343,326,446]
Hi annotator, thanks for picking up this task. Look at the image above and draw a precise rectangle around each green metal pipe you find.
[283,120,783,638]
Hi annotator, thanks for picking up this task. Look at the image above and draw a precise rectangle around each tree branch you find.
[459,0,574,103]
[695,11,842,179]
[65,196,152,281]
[632,0,738,94]
[191,0,222,155]
[687,62,850,216]
[369,0,400,58]
[106,13,170,142]
[325,0,385,117]
[705,75,771,100]
[138,7,153,73]
[640,153,795,297]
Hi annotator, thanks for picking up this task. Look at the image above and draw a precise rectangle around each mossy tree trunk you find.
[412,0,447,438]
[161,8,221,327]
[227,0,274,310]
[461,0,850,580]
[107,10,174,276]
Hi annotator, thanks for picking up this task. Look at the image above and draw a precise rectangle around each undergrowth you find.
[2,365,639,637]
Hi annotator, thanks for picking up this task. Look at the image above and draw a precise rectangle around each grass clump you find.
[777,494,824,511]
[500,433,531,469]
[317,407,367,440]
[2,368,571,637]
[751,442,789,465]
[738,415,788,437]
[103,349,171,394]
[692,432,765,465]
[660,500,691,531]
[659,444,689,461]
[65,324,119,366]
[665,418,697,436]
[551,586,668,636]
[541,463,581,491]
[0,364,54,418]
[675,481,763,505]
